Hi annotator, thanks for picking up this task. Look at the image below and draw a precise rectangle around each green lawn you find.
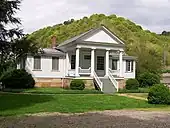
[3,88,102,94]
[0,93,167,116]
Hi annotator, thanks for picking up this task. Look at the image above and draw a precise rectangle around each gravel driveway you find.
[0,110,170,128]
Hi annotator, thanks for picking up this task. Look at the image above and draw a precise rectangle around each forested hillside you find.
[28,14,170,74]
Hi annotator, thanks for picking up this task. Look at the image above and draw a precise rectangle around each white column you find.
[133,61,136,78]
[66,52,69,75]
[75,48,80,77]
[91,48,95,76]
[105,50,109,76]
[119,50,123,77]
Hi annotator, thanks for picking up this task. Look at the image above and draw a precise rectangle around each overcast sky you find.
[18,0,170,34]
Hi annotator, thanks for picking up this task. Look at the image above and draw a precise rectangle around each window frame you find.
[33,56,41,70]
[126,60,133,72]
[52,56,59,71]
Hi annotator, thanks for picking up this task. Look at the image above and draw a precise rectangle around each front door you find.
[96,56,105,76]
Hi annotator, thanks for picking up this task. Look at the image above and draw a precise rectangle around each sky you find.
[18,0,170,34]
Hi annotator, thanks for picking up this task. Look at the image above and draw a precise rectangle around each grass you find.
[0,93,168,116]
[2,87,103,94]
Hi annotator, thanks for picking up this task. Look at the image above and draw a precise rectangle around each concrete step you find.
[100,77,117,94]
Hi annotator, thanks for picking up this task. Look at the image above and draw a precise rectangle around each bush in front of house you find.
[0,69,35,89]
[148,84,170,105]
[126,79,139,90]
[70,79,85,90]
[138,72,160,87]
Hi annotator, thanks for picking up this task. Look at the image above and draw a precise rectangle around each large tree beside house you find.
[0,0,38,73]
[28,14,170,74]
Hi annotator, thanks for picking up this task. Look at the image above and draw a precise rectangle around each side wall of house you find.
[25,55,65,78]
[109,59,136,79]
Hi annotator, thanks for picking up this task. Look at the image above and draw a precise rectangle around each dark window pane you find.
[52,57,59,70]
[126,60,133,72]
[34,56,41,70]
[71,55,76,69]
[112,60,117,70]
[84,55,91,60]
[97,56,104,70]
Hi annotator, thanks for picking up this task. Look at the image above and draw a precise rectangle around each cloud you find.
[18,0,170,33]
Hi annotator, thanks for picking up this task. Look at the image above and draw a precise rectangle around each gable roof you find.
[58,25,125,47]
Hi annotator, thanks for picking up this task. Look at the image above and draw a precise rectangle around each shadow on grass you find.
[0,94,54,112]
[2,88,103,94]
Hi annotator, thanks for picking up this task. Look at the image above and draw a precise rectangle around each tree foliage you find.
[0,0,23,64]
[27,14,170,74]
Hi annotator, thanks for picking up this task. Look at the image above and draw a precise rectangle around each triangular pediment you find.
[58,26,124,48]
[83,29,119,44]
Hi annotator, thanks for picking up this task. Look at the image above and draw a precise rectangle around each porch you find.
[66,48,124,78]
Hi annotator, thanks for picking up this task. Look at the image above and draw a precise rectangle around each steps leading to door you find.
[100,77,117,94]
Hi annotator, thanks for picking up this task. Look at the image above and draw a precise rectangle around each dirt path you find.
[1,110,170,128]
[117,93,147,100]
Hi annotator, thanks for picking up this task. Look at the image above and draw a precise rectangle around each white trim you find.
[91,49,95,76]
[75,48,80,76]
[105,50,109,76]
[77,44,124,51]
[119,51,123,77]
[102,26,125,45]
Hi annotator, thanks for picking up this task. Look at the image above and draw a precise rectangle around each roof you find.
[110,55,137,60]
[58,25,125,47]
[42,48,64,55]
[27,48,65,57]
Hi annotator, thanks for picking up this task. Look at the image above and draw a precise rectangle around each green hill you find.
[28,14,170,74]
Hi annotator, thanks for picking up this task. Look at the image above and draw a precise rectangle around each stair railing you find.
[93,71,103,91]
[108,68,119,92]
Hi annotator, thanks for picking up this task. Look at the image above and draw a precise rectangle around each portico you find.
[66,47,124,78]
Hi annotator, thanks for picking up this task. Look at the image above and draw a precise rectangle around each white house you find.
[18,26,136,93]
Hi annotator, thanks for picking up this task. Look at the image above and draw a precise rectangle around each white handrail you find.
[108,69,119,92]
[78,67,91,74]
[93,71,103,91]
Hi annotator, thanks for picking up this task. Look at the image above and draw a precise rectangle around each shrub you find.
[148,84,170,105]
[138,72,160,87]
[0,69,35,89]
[126,79,139,90]
[70,79,85,90]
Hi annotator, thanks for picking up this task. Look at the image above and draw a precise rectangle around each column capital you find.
[106,48,111,51]
[119,49,124,52]
[91,47,96,50]
[76,46,81,49]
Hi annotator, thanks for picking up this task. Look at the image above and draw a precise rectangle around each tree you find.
[0,0,23,64]
[12,36,39,62]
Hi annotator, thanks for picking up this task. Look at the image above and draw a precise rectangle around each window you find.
[84,55,91,60]
[34,56,41,70]
[52,57,59,70]
[97,56,104,70]
[126,60,133,72]
[71,55,76,69]
[112,60,117,70]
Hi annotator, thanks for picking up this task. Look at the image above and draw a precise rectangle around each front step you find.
[100,77,117,94]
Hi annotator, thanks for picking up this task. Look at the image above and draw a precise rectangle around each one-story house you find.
[18,25,136,93]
